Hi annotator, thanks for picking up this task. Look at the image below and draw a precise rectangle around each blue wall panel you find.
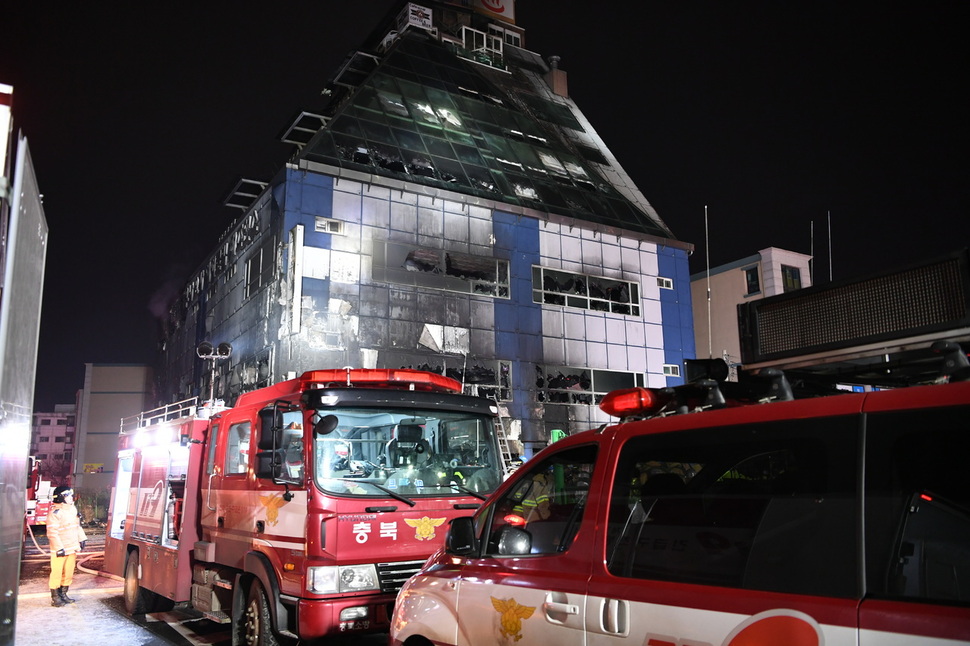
[282,168,335,249]
[658,247,695,385]
[493,211,542,426]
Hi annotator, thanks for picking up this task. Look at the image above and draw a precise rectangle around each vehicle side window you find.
[205,424,219,475]
[606,416,859,598]
[864,406,970,604]
[484,444,597,556]
[225,421,251,475]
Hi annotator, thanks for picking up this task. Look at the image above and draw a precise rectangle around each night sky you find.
[3,1,966,410]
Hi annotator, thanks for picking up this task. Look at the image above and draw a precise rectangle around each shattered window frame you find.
[376,241,511,299]
[536,365,645,406]
[396,357,513,402]
[532,266,641,316]
[245,236,276,300]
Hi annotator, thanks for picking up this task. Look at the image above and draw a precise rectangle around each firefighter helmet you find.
[52,486,74,504]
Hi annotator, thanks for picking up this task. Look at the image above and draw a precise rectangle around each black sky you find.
[3,1,967,410]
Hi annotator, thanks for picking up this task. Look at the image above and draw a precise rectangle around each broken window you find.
[246,236,276,299]
[532,266,640,316]
[403,359,512,401]
[378,242,510,298]
[536,365,644,406]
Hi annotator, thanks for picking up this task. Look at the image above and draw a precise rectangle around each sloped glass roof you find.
[300,31,671,239]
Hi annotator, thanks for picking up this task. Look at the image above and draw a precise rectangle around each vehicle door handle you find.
[601,598,629,635]
[543,600,579,615]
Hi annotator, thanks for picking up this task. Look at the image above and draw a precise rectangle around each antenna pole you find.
[705,205,712,359]
[827,210,833,281]
[810,220,815,284]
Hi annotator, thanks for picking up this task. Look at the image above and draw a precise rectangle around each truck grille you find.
[377,560,426,594]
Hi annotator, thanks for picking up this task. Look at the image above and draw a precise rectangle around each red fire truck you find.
[25,457,55,530]
[103,368,506,644]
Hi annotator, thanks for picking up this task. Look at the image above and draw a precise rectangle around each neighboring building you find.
[736,249,970,388]
[155,1,695,456]
[691,247,812,378]
[73,363,153,491]
[30,404,76,484]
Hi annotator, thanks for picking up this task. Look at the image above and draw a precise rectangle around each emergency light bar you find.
[301,368,463,393]
[235,368,466,408]
[599,387,666,419]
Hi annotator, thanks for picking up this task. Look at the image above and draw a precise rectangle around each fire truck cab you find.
[104,368,506,645]
[391,344,970,645]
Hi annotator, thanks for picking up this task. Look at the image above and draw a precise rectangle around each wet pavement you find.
[15,527,388,646]
[17,527,175,646]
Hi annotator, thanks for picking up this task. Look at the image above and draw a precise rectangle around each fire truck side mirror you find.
[445,516,478,556]
[258,408,284,451]
[313,414,339,437]
[254,451,275,480]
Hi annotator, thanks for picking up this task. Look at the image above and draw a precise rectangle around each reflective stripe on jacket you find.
[47,502,87,554]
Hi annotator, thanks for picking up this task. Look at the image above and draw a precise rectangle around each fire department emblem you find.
[259,494,288,526]
[490,596,535,642]
[404,516,446,541]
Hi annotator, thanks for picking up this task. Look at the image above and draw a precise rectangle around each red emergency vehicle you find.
[25,457,55,529]
[103,368,505,645]
[391,343,970,645]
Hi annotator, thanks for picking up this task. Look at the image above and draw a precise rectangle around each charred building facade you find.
[155,1,695,455]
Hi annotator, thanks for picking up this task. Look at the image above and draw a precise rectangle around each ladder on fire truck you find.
[490,398,516,477]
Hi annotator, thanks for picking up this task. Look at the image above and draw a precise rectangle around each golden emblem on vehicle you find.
[259,494,287,525]
[491,596,536,642]
[404,516,446,540]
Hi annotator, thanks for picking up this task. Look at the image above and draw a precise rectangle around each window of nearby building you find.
[744,266,761,295]
[781,265,802,292]
[246,237,276,299]
[533,267,641,316]
[662,364,681,377]
[36,454,47,460]
[55,437,66,443]
[657,277,673,290]
[537,366,645,405]
[40,419,51,425]
[56,419,67,425]
[39,437,49,443]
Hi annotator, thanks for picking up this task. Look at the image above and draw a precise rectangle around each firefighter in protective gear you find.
[511,471,554,522]
[47,486,87,607]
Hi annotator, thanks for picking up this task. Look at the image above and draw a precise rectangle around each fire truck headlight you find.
[307,565,379,594]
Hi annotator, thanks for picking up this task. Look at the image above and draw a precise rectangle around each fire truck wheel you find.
[123,554,150,615]
[241,580,281,646]
[123,552,174,616]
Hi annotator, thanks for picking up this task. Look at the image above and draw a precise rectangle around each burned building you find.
[156,0,695,456]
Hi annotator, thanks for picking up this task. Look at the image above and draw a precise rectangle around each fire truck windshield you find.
[311,407,502,498]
